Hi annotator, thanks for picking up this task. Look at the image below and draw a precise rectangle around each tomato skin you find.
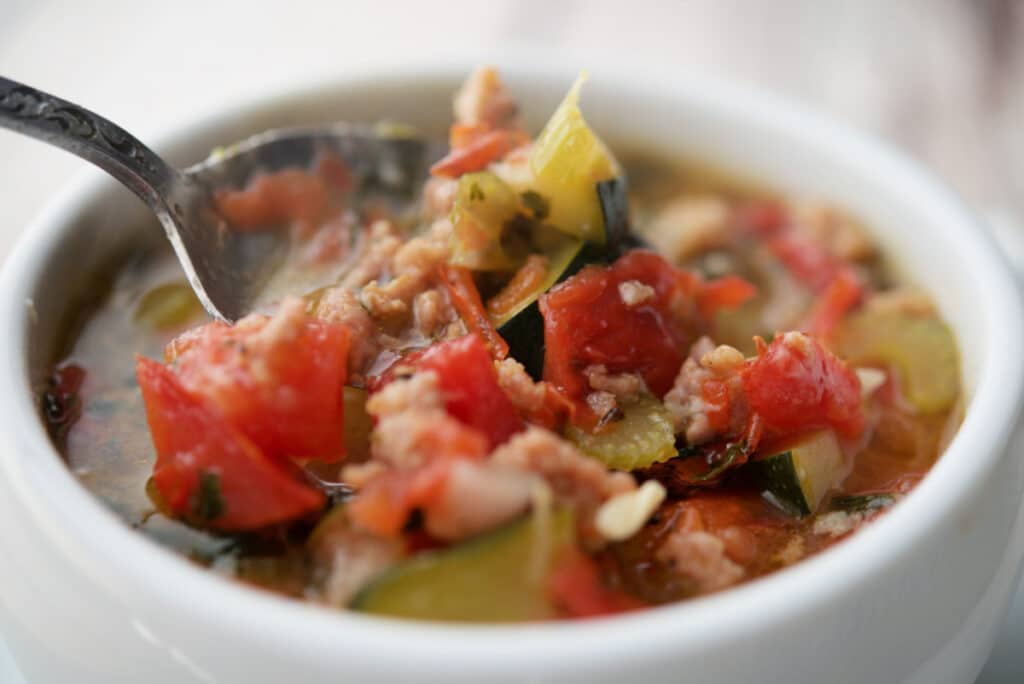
[136,357,324,530]
[742,333,864,440]
[541,251,737,402]
[416,334,524,449]
[167,308,351,462]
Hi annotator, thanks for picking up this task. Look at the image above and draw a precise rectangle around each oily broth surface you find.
[53,152,959,593]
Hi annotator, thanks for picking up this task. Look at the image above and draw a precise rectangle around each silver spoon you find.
[0,76,438,322]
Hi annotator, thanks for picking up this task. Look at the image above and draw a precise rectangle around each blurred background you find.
[0,0,1021,681]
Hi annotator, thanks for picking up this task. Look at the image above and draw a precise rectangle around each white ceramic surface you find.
[1,59,1023,684]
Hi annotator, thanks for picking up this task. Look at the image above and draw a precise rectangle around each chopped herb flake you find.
[194,471,225,521]
[520,190,550,221]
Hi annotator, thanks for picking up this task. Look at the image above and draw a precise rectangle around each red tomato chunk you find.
[165,301,351,463]
[137,357,324,530]
[742,332,864,441]
[540,251,754,403]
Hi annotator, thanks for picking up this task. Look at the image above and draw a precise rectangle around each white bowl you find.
[2,58,1023,684]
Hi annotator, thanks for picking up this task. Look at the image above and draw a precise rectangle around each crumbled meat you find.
[412,289,453,339]
[453,65,522,130]
[644,197,732,262]
[792,200,875,262]
[495,358,548,414]
[618,280,655,307]
[812,510,865,538]
[366,371,444,418]
[770,535,806,566]
[657,529,745,593]
[360,279,411,319]
[586,390,618,420]
[318,216,459,371]
[491,427,636,546]
[339,220,403,290]
[364,372,461,470]
[663,337,746,444]
[865,288,937,318]
[423,460,534,541]
[584,364,645,402]
[311,288,378,382]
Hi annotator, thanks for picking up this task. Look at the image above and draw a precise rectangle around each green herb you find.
[519,190,550,221]
[194,471,225,521]
[469,182,485,202]
[691,441,747,482]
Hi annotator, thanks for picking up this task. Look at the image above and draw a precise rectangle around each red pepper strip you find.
[440,264,509,359]
[430,129,528,178]
[803,268,864,339]
[697,276,758,320]
[546,550,646,618]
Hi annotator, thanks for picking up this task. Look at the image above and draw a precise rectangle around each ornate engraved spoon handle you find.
[0,75,182,210]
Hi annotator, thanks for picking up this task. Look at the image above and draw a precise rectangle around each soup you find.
[44,67,961,621]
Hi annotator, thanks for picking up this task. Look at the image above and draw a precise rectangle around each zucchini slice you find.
[749,430,846,517]
[833,310,959,414]
[566,396,676,471]
[530,73,620,244]
[351,508,575,622]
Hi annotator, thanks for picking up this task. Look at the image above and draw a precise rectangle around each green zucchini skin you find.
[747,430,845,519]
[498,179,643,380]
[350,509,575,622]
[495,230,600,380]
[749,452,812,517]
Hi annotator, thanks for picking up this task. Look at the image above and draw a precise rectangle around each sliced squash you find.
[566,396,676,471]
[351,508,575,622]
[529,74,620,243]
[833,311,959,414]
[748,430,846,517]
[448,171,523,271]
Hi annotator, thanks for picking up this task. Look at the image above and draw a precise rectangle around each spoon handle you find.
[0,75,182,210]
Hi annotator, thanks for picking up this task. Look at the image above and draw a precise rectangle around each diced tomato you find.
[742,332,864,440]
[802,267,864,339]
[440,264,509,359]
[347,418,490,536]
[136,357,324,530]
[541,251,749,405]
[416,334,524,449]
[547,550,646,618]
[430,129,529,178]
[165,303,351,462]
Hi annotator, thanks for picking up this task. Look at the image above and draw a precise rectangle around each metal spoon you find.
[0,75,437,322]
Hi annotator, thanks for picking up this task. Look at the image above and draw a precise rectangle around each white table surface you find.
[1,2,1021,681]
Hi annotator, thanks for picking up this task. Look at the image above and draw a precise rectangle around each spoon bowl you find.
[0,76,438,321]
